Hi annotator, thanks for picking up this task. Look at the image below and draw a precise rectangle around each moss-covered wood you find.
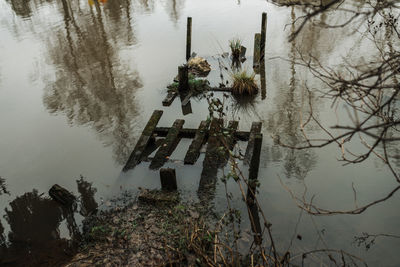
[244,122,262,165]
[184,120,209,165]
[123,110,163,171]
[149,119,185,170]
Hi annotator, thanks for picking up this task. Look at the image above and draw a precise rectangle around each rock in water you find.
[188,56,211,77]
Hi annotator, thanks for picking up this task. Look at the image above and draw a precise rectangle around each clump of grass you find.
[231,70,258,95]
[229,38,242,60]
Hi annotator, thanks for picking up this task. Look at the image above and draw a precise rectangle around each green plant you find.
[231,70,258,95]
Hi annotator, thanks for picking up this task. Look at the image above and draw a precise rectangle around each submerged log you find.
[123,110,163,171]
[150,119,185,170]
[49,184,76,207]
[160,168,177,191]
[184,120,209,164]
[244,122,262,165]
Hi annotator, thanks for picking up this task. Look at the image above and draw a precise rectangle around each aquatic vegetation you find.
[167,75,210,94]
[231,70,258,95]
[229,38,242,60]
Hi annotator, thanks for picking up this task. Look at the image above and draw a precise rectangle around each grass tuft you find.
[231,70,258,95]
[229,38,242,60]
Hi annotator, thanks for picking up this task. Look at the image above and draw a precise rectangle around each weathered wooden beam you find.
[260,12,267,62]
[199,119,223,191]
[184,120,209,165]
[160,168,177,191]
[186,17,192,61]
[260,58,266,100]
[153,127,250,141]
[220,120,239,166]
[149,119,185,170]
[253,33,261,70]
[123,110,163,171]
[162,91,178,106]
[244,122,262,165]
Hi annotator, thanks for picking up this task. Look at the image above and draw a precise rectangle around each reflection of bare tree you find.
[267,7,317,180]
[5,190,62,248]
[6,0,33,18]
[43,0,143,164]
[164,0,185,23]
[270,0,400,215]
[0,176,9,195]
[77,176,98,216]
[2,190,76,265]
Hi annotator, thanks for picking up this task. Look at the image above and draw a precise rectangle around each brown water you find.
[0,0,399,265]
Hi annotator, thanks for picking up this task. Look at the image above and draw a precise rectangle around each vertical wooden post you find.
[178,65,189,93]
[186,17,192,61]
[246,134,263,245]
[260,58,266,100]
[260,12,267,62]
[248,134,262,181]
[253,33,261,70]
[160,168,177,191]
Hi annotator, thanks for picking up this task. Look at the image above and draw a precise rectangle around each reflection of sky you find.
[0,0,399,265]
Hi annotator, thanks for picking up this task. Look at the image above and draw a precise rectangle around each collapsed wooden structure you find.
[123,110,262,175]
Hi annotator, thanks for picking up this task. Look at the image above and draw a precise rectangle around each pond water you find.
[0,0,399,265]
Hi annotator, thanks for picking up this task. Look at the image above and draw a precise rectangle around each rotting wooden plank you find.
[244,122,262,165]
[198,119,223,192]
[184,120,209,165]
[253,33,261,70]
[149,119,185,170]
[153,127,250,141]
[220,120,239,166]
[123,110,163,171]
[162,91,178,106]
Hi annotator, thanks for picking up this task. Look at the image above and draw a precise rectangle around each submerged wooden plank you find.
[244,122,262,165]
[184,120,209,165]
[220,120,239,166]
[149,119,185,170]
[162,91,178,106]
[153,127,250,141]
[199,119,223,191]
[123,110,163,171]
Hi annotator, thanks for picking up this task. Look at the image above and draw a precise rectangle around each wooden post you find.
[246,134,262,245]
[244,122,262,165]
[248,133,262,181]
[260,12,267,62]
[260,58,266,100]
[178,65,189,94]
[160,168,177,191]
[186,17,192,61]
[253,33,261,70]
